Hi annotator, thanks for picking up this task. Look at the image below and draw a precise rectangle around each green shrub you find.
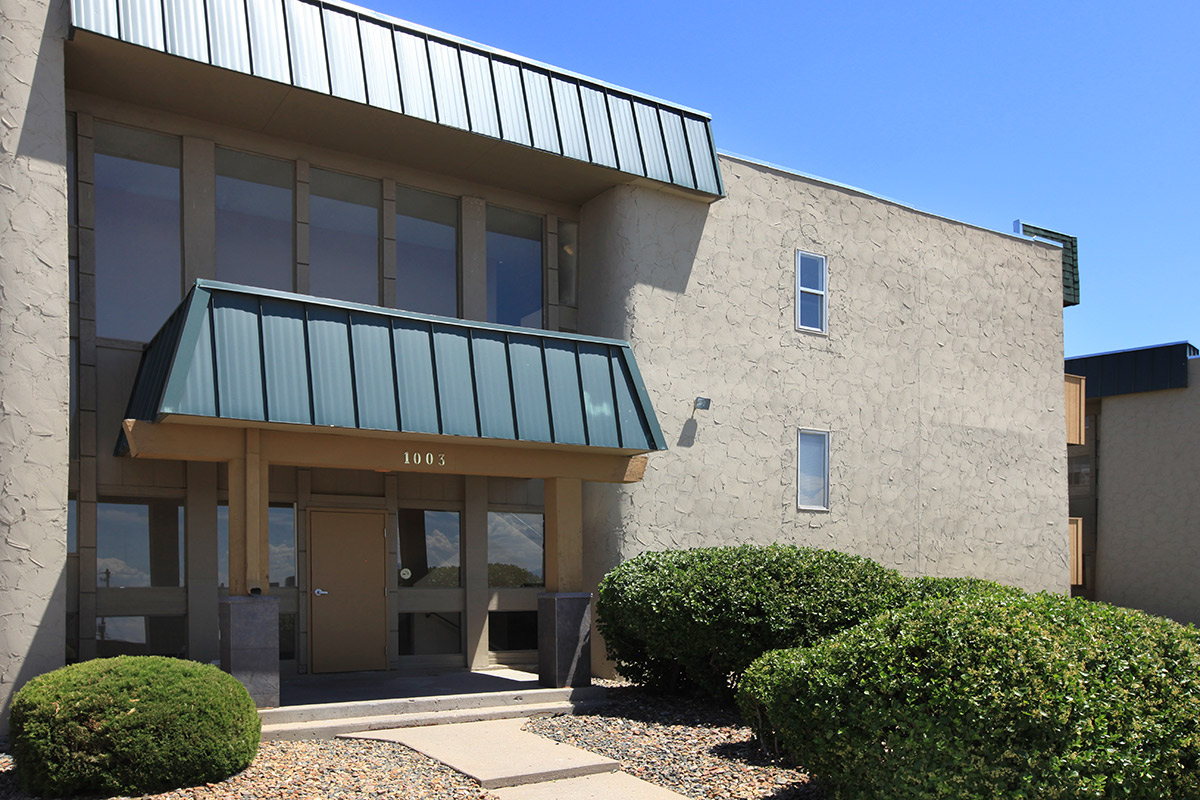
[737,592,1200,800]
[596,545,913,698]
[903,574,1026,604]
[10,655,261,797]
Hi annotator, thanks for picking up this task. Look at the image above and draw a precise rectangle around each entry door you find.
[308,509,388,673]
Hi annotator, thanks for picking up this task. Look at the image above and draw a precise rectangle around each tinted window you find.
[216,148,293,292]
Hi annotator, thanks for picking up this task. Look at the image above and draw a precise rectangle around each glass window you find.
[93,123,181,342]
[486,206,542,328]
[67,499,77,553]
[398,612,462,656]
[398,510,461,587]
[66,113,77,227]
[797,430,830,511]
[557,220,578,307]
[395,186,458,317]
[216,503,296,588]
[96,615,186,658]
[96,500,184,588]
[309,168,380,305]
[796,251,827,333]
[488,610,537,651]
[487,511,544,587]
[216,148,293,292]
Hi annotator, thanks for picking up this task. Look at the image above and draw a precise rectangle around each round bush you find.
[596,545,913,698]
[737,592,1200,799]
[10,656,261,797]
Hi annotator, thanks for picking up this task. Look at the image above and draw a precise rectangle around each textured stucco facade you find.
[579,156,1068,596]
[0,0,71,733]
[1093,358,1200,625]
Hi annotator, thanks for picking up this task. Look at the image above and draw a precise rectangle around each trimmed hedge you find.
[10,656,261,797]
[596,545,913,697]
[737,591,1200,800]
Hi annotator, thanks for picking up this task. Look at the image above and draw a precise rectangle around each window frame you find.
[796,428,831,512]
[795,250,828,334]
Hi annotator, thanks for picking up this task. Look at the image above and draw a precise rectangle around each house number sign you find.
[403,450,447,467]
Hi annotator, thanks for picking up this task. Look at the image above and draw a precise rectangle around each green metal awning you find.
[120,280,667,456]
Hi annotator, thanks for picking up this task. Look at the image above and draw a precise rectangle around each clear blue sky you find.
[375,0,1197,358]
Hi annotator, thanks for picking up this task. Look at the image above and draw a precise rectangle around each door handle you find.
[313,588,329,596]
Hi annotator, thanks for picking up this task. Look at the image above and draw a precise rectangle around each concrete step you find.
[347,718,620,789]
[260,686,605,740]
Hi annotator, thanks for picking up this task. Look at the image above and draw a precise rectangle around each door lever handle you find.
[313,588,329,596]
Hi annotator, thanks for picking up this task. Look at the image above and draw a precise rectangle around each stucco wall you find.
[0,0,70,733]
[1094,359,1200,625]
[580,155,1067,597]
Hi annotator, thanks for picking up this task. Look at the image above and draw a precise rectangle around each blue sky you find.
[375,0,1197,358]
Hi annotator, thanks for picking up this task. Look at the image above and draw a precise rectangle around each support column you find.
[460,197,487,321]
[539,478,590,687]
[0,0,70,737]
[463,475,489,669]
[186,462,218,663]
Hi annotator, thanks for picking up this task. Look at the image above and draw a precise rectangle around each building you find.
[1065,342,1200,624]
[2,0,1075,726]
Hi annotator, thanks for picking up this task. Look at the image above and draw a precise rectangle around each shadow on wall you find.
[14,0,69,163]
[1,563,68,737]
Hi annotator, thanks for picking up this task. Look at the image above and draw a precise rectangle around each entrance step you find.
[346,718,619,789]
[260,686,605,740]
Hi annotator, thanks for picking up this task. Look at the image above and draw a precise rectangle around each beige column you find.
[463,475,489,668]
[0,0,70,735]
[460,197,487,321]
[186,462,219,662]
[227,430,270,596]
[544,478,583,592]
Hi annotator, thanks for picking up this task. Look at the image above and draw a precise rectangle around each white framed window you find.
[797,429,830,511]
[795,251,827,333]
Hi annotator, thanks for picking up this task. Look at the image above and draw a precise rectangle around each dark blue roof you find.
[122,281,667,453]
[1065,341,1197,398]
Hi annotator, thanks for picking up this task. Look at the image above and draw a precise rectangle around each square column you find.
[220,596,279,707]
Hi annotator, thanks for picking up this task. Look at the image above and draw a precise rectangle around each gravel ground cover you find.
[1,684,822,800]
[526,683,824,800]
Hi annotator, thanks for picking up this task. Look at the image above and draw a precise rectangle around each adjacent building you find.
[2,0,1075,725]
[1066,342,1200,625]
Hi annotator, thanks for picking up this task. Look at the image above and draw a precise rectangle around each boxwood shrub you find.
[10,655,261,797]
[596,544,913,697]
[737,591,1200,799]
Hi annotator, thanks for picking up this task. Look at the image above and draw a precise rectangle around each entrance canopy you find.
[120,281,666,595]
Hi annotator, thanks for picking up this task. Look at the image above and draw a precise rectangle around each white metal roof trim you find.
[71,0,722,195]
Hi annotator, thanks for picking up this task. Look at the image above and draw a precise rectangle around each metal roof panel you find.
[122,281,666,454]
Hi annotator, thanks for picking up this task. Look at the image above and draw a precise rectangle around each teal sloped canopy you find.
[120,281,667,454]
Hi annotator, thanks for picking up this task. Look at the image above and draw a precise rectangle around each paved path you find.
[345,717,689,799]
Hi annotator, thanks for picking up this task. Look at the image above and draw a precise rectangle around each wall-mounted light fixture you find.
[693,397,711,411]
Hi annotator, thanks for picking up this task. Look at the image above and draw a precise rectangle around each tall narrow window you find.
[395,186,458,317]
[797,429,830,511]
[216,148,294,292]
[93,123,181,342]
[309,168,380,305]
[96,500,184,588]
[486,206,543,328]
[795,251,827,333]
[216,504,295,588]
[397,510,461,587]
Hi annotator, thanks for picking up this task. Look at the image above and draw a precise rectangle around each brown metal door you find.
[308,509,388,673]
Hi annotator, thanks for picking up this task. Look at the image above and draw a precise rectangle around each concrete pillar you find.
[463,475,488,668]
[544,477,583,592]
[220,596,279,707]
[186,462,219,663]
[0,0,71,736]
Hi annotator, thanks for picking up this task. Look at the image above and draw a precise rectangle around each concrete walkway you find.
[344,717,688,799]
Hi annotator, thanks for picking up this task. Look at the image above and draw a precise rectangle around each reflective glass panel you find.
[309,168,380,304]
[217,504,295,588]
[66,113,77,227]
[797,431,829,509]
[67,499,77,553]
[557,220,578,307]
[487,511,543,587]
[799,292,823,331]
[398,510,460,587]
[96,615,186,658]
[93,123,181,342]
[216,148,293,291]
[398,612,462,656]
[486,206,542,328]
[395,186,458,317]
[799,253,825,291]
[96,500,184,588]
[488,610,537,651]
